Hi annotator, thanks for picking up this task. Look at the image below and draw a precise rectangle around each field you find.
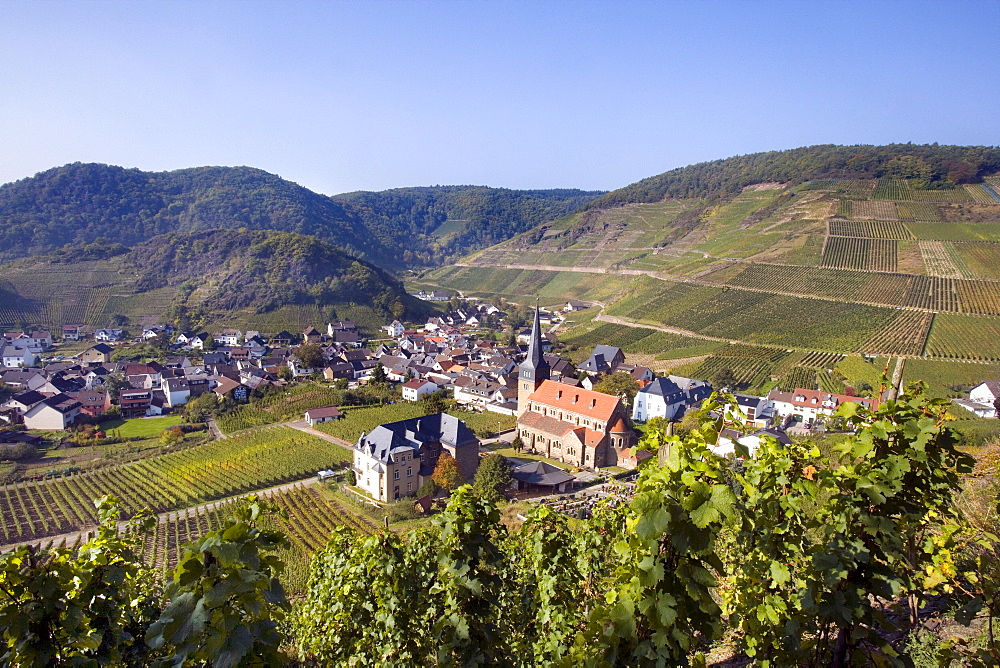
[0,427,350,547]
[102,415,185,438]
[902,358,1000,399]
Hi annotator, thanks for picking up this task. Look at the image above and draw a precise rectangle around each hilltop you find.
[0,163,602,269]
[0,229,430,333]
[417,144,1000,397]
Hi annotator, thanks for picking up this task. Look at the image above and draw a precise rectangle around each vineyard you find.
[872,179,915,201]
[828,220,913,239]
[856,309,932,356]
[682,344,792,393]
[607,277,904,352]
[560,322,721,362]
[775,366,818,392]
[924,313,1000,362]
[918,241,970,279]
[315,403,427,443]
[216,384,348,433]
[851,200,900,220]
[822,236,897,272]
[0,427,350,547]
[139,484,377,577]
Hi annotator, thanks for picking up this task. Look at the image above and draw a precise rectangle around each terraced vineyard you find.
[822,236,897,272]
[607,277,904,352]
[139,484,377,574]
[0,427,350,547]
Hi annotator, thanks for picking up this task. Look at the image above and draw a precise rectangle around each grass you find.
[101,415,185,438]
[481,445,573,471]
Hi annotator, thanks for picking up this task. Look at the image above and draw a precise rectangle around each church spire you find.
[520,300,550,381]
[517,300,550,416]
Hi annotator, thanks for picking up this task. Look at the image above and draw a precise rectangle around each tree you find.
[593,371,640,406]
[420,389,450,416]
[293,342,325,369]
[184,392,217,422]
[370,363,388,385]
[105,372,130,402]
[160,426,185,446]
[431,452,463,492]
[710,366,738,390]
[473,454,512,504]
[202,335,216,351]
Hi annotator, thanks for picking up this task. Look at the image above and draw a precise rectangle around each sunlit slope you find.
[423,176,1000,362]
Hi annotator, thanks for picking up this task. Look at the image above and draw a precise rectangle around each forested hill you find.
[586,144,1000,209]
[126,229,421,318]
[0,163,602,269]
[0,229,431,333]
[332,186,603,265]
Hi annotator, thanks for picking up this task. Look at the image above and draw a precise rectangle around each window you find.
[407,482,412,492]
[394,471,400,480]
[407,467,412,477]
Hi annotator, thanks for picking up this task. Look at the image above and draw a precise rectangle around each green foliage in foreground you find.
[3,387,999,666]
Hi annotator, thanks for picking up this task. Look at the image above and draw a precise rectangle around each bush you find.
[0,442,37,462]
[417,478,438,498]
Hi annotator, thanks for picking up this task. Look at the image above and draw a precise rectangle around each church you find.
[516,306,635,469]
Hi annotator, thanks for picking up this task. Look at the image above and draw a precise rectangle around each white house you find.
[2,345,38,369]
[382,320,405,338]
[94,329,124,342]
[162,377,191,407]
[953,398,997,418]
[767,388,873,423]
[304,406,343,426]
[401,379,438,402]
[970,382,1000,408]
[632,377,687,422]
[23,394,82,430]
[215,330,243,347]
[711,427,792,458]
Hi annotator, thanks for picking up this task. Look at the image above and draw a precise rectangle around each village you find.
[2,297,999,512]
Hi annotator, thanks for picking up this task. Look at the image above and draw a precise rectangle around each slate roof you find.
[355,413,478,467]
[511,461,574,487]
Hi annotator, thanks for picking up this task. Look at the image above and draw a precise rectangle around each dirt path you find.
[206,417,226,440]
[285,419,355,448]
[595,311,736,344]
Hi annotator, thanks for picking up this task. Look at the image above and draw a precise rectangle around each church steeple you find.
[518,301,549,416]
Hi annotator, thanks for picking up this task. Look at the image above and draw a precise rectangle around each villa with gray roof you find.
[353,413,480,502]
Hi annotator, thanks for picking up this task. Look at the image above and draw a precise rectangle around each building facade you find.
[516,306,635,469]
[353,413,480,502]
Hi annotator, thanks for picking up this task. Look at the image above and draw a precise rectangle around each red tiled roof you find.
[526,380,620,422]
[609,417,629,433]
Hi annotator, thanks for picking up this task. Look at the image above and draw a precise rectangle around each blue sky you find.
[2,0,998,194]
